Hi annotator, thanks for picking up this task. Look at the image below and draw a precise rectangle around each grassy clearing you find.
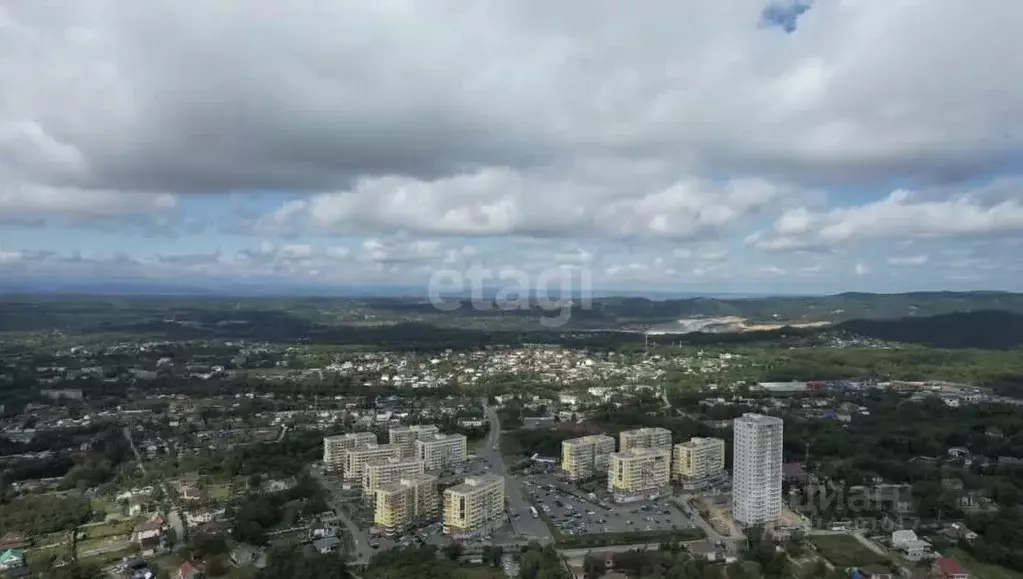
[809,534,885,568]
[946,547,1023,579]
[208,483,234,500]
[81,517,137,540]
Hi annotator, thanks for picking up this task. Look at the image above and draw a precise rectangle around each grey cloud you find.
[4,0,1023,203]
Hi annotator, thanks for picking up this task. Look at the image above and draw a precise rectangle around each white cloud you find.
[750,183,1023,252]
[3,2,1023,292]
[254,168,789,241]
[855,262,869,275]
[887,254,929,266]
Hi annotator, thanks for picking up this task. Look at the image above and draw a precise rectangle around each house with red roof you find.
[177,561,203,579]
[933,557,969,579]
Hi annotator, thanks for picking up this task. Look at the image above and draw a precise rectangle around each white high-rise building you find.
[732,413,783,527]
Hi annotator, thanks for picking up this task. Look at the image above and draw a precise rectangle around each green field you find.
[80,517,138,540]
[946,548,1023,579]
[809,534,886,568]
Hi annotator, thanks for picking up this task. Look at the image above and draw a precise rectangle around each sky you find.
[2,0,1023,295]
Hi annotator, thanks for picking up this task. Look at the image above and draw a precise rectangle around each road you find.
[672,496,739,546]
[123,426,185,542]
[311,466,375,564]
[481,403,553,542]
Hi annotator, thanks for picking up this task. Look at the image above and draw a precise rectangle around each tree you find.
[442,541,464,561]
[583,554,604,579]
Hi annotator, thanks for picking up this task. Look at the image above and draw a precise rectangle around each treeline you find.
[0,493,92,535]
[229,471,329,545]
[837,310,1023,349]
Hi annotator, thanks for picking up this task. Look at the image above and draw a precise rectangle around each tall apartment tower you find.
[373,474,439,536]
[323,432,378,473]
[389,425,440,458]
[618,427,672,453]
[442,475,505,537]
[362,457,426,501]
[732,413,784,526]
[415,433,468,473]
[343,443,403,483]
[561,435,616,481]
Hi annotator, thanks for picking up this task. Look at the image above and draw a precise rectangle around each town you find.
[2,328,1022,579]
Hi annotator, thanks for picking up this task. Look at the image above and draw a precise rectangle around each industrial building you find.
[415,433,468,473]
[389,425,440,458]
[373,474,439,536]
[323,432,378,473]
[672,437,727,488]
[607,447,671,502]
[732,413,784,526]
[618,427,672,453]
[442,475,505,537]
[561,434,615,481]
[342,443,403,483]
[361,457,426,500]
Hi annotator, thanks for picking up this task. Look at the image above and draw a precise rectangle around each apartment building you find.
[732,413,784,526]
[323,432,378,473]
[561,434,615,481]
[443,475,505,537]
[373,474,439,536]
[414,433,467,473]
[343,443,403,483]
[619,427,672,453]
[607,447,671,502]
[672,437,726,486]
[361,457,426,501]
[389,425,440,458]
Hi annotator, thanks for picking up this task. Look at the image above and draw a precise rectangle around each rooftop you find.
[737,412,783,425]
[446,474,503,493]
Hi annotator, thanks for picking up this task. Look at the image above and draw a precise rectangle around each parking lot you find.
[521,474,695,536]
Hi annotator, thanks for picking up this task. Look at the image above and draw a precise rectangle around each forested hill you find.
[837,310,1023,349]
[588,290,1023,324]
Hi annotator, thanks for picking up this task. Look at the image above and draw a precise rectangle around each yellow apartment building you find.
[343,443,403,483]
[373,474,439,536]
[561,434,615,481]
[414,433,467,472]
[442,475,505,537]
[362,457,426,500]
[389,425,440,458]
[608,447,671,502]
[323,432,378,472]
[618,427,672,453]
[672,437,726,483]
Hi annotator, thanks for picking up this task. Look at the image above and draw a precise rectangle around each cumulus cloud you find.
[252,168,789,240]
[4,1,1023,291]
[749,184,1023,252]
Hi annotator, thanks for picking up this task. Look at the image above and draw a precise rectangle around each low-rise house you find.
[312,537,341,554]
[891,529,932,561]
[933,557,969,579]
[0,548,25,570]
[177,561,203,579]
[941,522,979,542]
[132,514,168,556]
[852,564,893,579]
[230,544,266,569]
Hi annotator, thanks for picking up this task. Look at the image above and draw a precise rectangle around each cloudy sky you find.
[2,0,1023,295]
